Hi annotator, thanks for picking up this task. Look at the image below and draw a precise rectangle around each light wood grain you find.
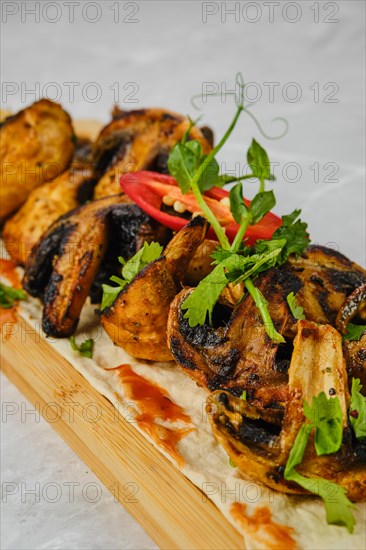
[1,319,244,549]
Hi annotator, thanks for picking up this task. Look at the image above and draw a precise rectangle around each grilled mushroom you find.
[3,138,95,265]
[23,196,169,337]
[101,216,209,361]
[167,246,366,408]
[336,284,366,392]
[92,108,212,199]
[207,321,366,501]
[336,283,366,334]
[0,99,74,220]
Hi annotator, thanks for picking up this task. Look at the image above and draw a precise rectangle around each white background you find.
[1,1,365,549]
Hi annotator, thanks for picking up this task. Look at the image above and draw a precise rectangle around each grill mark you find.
[210,348,240,378]
[169,336,197,370]
[178,308,225,348]
[23,222,76,297]
[317,290,335,321]
[328,269,366,295]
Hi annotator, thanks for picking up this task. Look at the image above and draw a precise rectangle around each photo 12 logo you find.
[202,2,340,24]
[1,81,140,106]
[200,81,340,105]
[1,1,140,24]
[1,480,139,504]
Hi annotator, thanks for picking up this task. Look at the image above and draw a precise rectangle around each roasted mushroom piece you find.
[207,321,366,502]
[168,245,366,409]
[336,283,366,392]
[23,196,169,337]
[0,99,75,220]
[92,108,212,199]
[101,216,209,362]
[3,137,95,265]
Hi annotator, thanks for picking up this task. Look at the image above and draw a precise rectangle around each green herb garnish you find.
[0,282,26,309]
[181,209,308,342]
[284,392,355,533]
[343,323,366,342]
[70,335,94,359]
[286,292,305,320]
[101,241,163,310]
[167,75,309,342]
[349,378,366,439]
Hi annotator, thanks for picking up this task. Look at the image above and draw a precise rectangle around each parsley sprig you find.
[167,75,309,342]
[181,209,308,342]
[70,335,94,359]
[343,323,366,342]
[349,378,366,439]
[286,292,305,320]
[284,392,355,533]
[101,242,163,310]
[0,282,26,309]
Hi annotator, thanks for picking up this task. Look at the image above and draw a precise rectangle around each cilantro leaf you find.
[247,138,273,181]
[240,390,247,400]
[198,244,285,341]
[122,241,163,282]
[229,182,248,224]
[285,467,356,534]
[272,209,309,262]
[181,264,228,326]
[101,282,127,311]
[244,278,285,343]
[249,190,276,225]
[286,292,305,320]
[349,378,366,439]
[100,242,163,311]
[304,392,343,455]
[285,423,313,473]
[343,323,366,342]
[0,283,26,309]
[284,393,355,533]
[70,335,94,359]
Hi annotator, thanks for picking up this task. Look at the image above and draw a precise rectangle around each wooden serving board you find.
[1,318,244,549]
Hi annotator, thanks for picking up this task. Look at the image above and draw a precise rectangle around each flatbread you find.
[7,288,364,550]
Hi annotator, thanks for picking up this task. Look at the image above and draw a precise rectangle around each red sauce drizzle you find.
[0,259,22,340]
[0,259,21,288]
[230,502,297,550]
[117,364,193,466]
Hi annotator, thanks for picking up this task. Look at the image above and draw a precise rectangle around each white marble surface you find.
[1,1,365,549]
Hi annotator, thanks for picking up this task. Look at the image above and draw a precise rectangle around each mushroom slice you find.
[92,108,212,199]
[168,265,295,409]
[208,321,366,501]
[343,335,366,394]
[168,245,366,405]
[288,245,366,327]
[336,283,366,334]
[206,391,295,493]
[0,99,74,220]
[3,165,91,266]
[100,216,209,362]
[185,239,217,286]
[22,196,163,337]
[335,284,366,393]
[280,321,349,461]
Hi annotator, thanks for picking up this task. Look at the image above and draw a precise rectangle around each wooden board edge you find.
[1,319,244,550]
